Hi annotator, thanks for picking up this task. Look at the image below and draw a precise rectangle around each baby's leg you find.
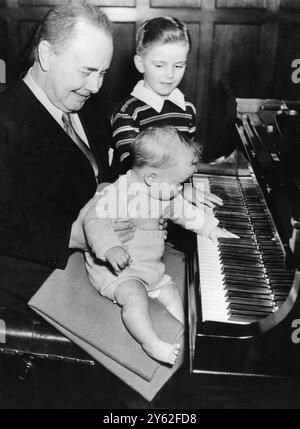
[155,282,184,324]
[114,280,180,365]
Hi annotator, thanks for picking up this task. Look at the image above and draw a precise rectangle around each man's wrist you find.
[69,220,85,250]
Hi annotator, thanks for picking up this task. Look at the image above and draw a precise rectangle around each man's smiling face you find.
[44,20,113,112]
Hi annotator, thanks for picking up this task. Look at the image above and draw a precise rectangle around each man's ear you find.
[134,54,145,74]
[144,171,158,187]
[38,41,54,72]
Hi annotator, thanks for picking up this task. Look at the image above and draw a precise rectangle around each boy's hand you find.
[183,183,223,209]
[105,246,132,274]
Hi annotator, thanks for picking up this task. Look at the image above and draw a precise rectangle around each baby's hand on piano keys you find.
[183,183,223,209]
[208,226,239,244]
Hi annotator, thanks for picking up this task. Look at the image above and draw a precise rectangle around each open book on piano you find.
[187,102,300,393]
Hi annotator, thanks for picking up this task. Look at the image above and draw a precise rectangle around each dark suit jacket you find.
[0,79,112,308]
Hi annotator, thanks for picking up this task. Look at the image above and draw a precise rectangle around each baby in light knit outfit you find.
[84,126,227,365]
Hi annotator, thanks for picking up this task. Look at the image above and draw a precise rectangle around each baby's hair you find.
[131,125,200,169]
[136,16,191,56]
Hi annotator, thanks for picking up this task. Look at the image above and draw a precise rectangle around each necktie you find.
[62,112,98,180]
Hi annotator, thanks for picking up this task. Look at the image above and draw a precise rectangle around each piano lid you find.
[236,107,300,263]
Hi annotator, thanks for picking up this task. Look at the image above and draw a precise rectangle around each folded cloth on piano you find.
[28,248,185,401]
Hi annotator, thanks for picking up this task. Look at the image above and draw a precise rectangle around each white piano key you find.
[193,175,248,325]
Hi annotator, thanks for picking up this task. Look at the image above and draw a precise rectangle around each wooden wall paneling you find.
[18,20,39,73]
[19,0,135,6]
[150,0,201,8]
[273,22,300,99]
[6,17,19,79]
[193,21,213,143]
[216,0,267,8]
[0,17,7,83]
[19,0,67,6]
[280,0,300,10]
[97,21,138,117]
[180,22,201,109]
[204,23,263,161]
[0,17,7,59]
[257,22,279,97]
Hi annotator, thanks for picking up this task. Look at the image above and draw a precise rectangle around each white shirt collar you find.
[131,80,186,113]
[23,68,89,146]
[23,68,64,127]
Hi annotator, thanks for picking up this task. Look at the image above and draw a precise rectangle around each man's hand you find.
[113,218,136,243]
[158,217,168,240]
[105,246,132,274]
[183,183,223,209]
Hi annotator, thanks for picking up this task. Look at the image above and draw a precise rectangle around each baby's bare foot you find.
[143,339,180,365]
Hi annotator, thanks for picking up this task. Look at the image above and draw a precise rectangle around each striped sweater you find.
[111,96,196,174]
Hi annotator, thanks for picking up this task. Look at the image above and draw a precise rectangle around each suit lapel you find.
[13,80,98,183]
[13,80,110,184]
[14,80,73,147]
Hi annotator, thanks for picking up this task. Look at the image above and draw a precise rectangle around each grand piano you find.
[187,99,300,408]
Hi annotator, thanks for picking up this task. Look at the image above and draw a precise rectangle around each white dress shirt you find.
[23,68,90,147]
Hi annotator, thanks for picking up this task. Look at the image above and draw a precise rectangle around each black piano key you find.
[269,279,294,286]
[221,259,262,267]
[229,301,275,311]
[225,284,271,294]
[268,272,295,278]
[222,268,265,277]
[229,314,260,322]
[223,273,266,282]
[221,252,261,259]
[226,290,273,300]
[226,297,274,308]
[230,308,273,318]
[221,251,260,259]
[225,278,267,286]
[229,304,274,315]
[271,287,291,293]
[218,246,258,254]
[268,265,293,271]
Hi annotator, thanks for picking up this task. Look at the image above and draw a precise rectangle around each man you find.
[0,0,228,314]
[0,1,134,311]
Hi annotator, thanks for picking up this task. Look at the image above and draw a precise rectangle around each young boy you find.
[111,16,196,174]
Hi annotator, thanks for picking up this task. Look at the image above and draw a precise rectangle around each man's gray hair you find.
[33,0,112,60]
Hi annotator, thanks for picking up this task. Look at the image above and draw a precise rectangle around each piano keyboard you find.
[193,173,295,324]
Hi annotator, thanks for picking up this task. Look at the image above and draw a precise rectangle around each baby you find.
[84,126,223,365]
